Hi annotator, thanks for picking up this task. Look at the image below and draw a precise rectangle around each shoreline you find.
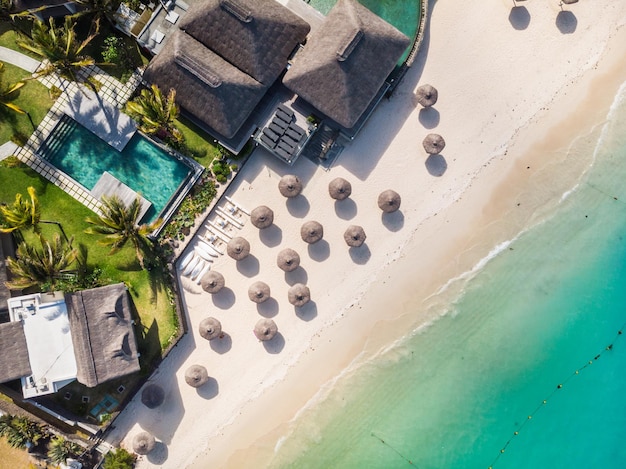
[104,1,626,467]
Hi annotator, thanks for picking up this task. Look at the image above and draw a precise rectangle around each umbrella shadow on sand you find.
[509,6,530,30]
[308,240,330,262]
[425,154,447,177]
[286,196,310,218]
[334,199,357,220]
[211,287,236,309]
[237,255,260,277]
[257,297,279,318]
[418,107,440,129]
[349,244,371,265]
[146,442,168,465]
[210,333,232,354]
[382,211,404,232]
[263,332,286,354]
[196,377,219,400]
[285,267,308,286]
[556,10,577,34]
[259,224,283,247]
[296,300,317,322]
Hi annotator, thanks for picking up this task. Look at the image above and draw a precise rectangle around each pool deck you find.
[64,89,137,152]
[91,172,152,221]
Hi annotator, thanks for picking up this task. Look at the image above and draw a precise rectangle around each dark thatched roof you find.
[0,322,32,383]
[143,30,267,138]
[178,0,310,85]
[283,0,410,128]
[0,233,12,312]
[65,283,140,388]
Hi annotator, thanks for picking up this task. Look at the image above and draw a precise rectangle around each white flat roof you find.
[8,293,77,398]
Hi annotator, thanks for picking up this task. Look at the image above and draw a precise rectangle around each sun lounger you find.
[189,259,206,279]
[195,242,217,260]
[183,255,201,276]
[271,117,289,130]
[277,104,295,118]
[178,250,195,270]
[216,206,244,228]
[194,263,211,284]
[225,196,251,215]
[199,236,223,255]
[204,227,230,244]
[207,220,233,239]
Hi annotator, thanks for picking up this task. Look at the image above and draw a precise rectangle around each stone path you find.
[0,46,40,73]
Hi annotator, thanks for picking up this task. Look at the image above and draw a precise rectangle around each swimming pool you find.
[40,116,194,224]
[307,0,421,63]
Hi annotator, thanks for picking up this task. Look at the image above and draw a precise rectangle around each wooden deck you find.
[91,172,152,222]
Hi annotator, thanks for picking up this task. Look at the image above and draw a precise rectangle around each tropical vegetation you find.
[126,84,183,143]
[47,435,83,465]
[0,414,46,449]
[103,447,136,469]
[17,17,99,90]
[84,195,162,269]
[6,233,79,289]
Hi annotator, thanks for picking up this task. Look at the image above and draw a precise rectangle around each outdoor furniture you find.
[151,29,165,44]
[166,10,180,24]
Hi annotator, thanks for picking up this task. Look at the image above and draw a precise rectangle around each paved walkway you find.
[0,46,40,73]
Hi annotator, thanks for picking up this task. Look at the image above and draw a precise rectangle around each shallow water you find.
[269,85,626,468]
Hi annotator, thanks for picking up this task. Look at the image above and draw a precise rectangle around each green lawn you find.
[0,161,177,362]
[175,115,222,167]
[0,62,54,146]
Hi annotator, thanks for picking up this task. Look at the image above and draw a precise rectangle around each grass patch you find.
[0,163,177,368]
[174,115,222,167]
[0,62,54,146]
[0,20,40,60]
[0,438,32,469]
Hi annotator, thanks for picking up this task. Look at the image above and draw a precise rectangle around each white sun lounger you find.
[204,226,231,244]
[198,238,221,256]
[178,250,195,270]
[207,220,233,239]
[195,242,217,260]
[188,259,205,279]
[225,196,250,216]
[183,255,201,276]
[195,263,211,283]
[216,206,244,228]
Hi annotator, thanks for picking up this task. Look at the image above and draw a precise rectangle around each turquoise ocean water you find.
[270,84,626,469]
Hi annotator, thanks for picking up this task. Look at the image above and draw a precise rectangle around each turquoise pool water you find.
[308,0,420,62]
[42,117,191,223]
[269,85,626,468]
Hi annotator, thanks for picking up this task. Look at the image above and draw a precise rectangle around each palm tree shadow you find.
[509,6,530,30]
[556,10,577,34]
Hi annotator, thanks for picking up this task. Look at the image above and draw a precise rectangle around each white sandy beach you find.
[105,0,626,467]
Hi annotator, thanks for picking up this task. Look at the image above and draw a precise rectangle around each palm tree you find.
[72,0,122,28]
[85,195,162,269]
[6,233,78,289]
[16,17,99,91]
[0,415,45,449]
[0,186,70,242]
[0,186,40,234]
[126,84,183,143]
[47,436,82,465]
[0,62,26,115]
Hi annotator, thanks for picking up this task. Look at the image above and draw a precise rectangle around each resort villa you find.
[0,284,140,399]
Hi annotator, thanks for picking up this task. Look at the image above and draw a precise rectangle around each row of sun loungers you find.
[259,105,307,161]
[178,198,250,283]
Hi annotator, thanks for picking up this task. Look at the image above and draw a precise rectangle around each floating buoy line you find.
[487,323,625,469]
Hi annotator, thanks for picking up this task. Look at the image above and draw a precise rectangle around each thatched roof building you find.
[178,0,310,85]
[143,31,267,139]
[0,322,32,383]
[143,0,310,140]
[0,233,12,314]
[65,283,140,388]
[283,0,410,129]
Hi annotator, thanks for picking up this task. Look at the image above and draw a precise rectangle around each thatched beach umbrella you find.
[288,283,311,307]
[301,221,324,244]
[251,205,274,229]
[227,237,250,260]
[278,174,303,198]
[254,318,278,341]
[422,133,446,154]
[344,225,367,247]
[141,384,164,409]
[277,248,300,272]
[561,0,578,3]
[185,364,209,388]
[248,281,271,303]
[378,190,401,213]
[201,271,225,294]
[199,317,222,341]
[415,84,438,107]
[132,432,156,455]
[328,177,352,200]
